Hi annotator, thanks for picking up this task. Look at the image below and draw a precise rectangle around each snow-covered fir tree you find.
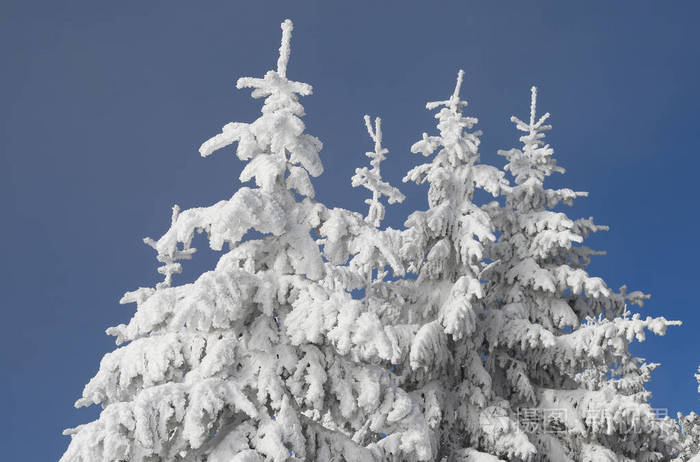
[396,70,536,461]
[676,368,700,461]
[61,19,687,462]
[61,20,432,462]
[480,87,681,461]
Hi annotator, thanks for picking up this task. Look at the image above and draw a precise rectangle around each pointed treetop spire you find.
[364,114,386,170]
[451,69,465,109]
[426,69,469,113]
[277,19,294,78]
[220,17,311,127]
[499,86,562,184]
[529,86,538,127]
[351,115,405,227]
[527,86,550,130]
[512,85,550,134]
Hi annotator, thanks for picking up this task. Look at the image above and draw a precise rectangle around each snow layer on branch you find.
[453,448,505,461]
[156,188,286,255]
[62,379,257,462]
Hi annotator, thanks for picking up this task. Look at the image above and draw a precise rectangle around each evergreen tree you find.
[481,87,680,461]
[676,368,700,461]
[61,20,431,462]
[399,71,534,461]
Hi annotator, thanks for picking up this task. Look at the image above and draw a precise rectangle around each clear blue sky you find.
[1,1,698,460]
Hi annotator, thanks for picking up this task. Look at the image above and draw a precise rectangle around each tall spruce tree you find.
[481,87,680,461]
[61,20,432,462]
[399,71,534,461]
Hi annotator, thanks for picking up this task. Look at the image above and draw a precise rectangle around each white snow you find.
[61,20,686,462]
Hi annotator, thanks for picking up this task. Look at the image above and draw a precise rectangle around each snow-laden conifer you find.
[481,87,681,461]
[61,20,432,462]
[676,368,700,461]
[395,71,536,461]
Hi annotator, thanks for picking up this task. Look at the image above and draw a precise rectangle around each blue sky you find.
[1,1,699,459]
